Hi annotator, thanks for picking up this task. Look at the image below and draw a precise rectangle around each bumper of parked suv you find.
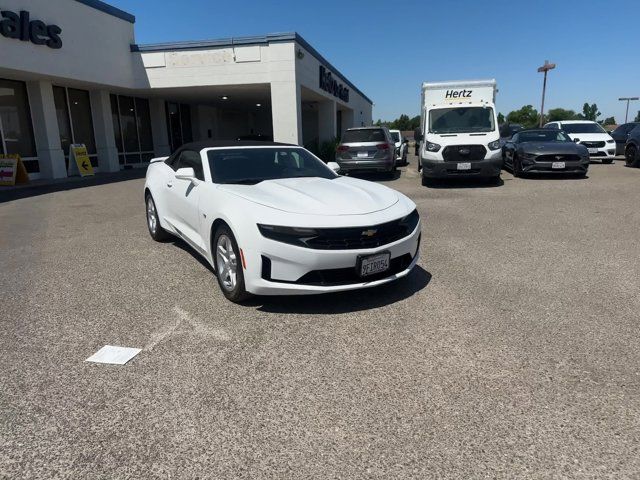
[337,158,394,172]
[420,150,502,179]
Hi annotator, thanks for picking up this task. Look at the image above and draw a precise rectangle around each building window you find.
[166,102,193,152]
[0,78,38,172]
[110,94,155,165]
[53,86,98,168]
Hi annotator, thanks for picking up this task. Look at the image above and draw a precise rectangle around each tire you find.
[213,224,249,303]
[625,145,639,167]
[421,174,430,187]
[145,193,171,242]
[602,158,614,164]
[512,154,522,178]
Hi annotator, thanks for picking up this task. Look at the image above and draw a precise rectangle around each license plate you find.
[457,162,471,170]
[588,148,598,154]
[358,252,391,277]
[552,161,565,169]
[357,151,369,158]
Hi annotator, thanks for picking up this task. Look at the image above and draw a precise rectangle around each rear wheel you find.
[145,194,171,242]
[214,224,249,303]
[625,145,639,167]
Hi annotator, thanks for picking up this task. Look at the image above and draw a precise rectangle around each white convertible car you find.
[144,141,421,302]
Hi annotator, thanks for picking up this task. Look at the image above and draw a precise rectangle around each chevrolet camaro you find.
[144,141,421,302]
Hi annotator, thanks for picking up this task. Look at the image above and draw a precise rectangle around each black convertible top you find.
[178,140,295,152]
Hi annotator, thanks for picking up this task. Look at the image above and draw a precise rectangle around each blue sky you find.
[110,0,640,123]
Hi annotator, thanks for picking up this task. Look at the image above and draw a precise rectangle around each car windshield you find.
[207,147,336,184]
[518,131,571,143]
[429,107,495,134]
[561,123,606,134]
[390,132,400,142]
[341,129,386,143]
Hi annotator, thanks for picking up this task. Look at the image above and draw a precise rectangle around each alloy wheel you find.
[216,234,238,291]
[146,197,157,235]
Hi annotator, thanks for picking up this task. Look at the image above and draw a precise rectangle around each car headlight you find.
[606,139,614,144]
[399,209,420,233]
[488,139,501,151]
[426,142,441,152]
[258,224,319,247]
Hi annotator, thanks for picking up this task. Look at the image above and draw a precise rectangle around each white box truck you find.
[417,79,502,184]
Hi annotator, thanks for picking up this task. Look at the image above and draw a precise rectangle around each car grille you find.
[442,145,487,162]
[304,211,419,250]
[536,154,582,162]
[581,141,605,148]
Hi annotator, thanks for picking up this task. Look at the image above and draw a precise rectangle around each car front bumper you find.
[522,157,590,174]
[420,150,502,179]
[241,223,421,295]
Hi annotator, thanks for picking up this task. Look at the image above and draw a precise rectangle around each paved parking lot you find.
[1,157,639,479]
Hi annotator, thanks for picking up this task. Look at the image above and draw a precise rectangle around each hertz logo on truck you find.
[445,89,473,99]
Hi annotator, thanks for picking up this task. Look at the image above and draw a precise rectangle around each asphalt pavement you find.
[1,157,639,479]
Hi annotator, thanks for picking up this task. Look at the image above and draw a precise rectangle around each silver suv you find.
[336,127,396,174]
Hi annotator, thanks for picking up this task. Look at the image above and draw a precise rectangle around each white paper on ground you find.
[85,345,141,365]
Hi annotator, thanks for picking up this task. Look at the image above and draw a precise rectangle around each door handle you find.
[166,181,173,188]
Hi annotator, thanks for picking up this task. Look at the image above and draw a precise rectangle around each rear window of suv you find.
[341,129,386,143]
[560,123,606,134]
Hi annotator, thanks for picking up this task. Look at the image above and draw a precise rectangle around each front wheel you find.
[214,224,249,303]
[145,194,171,242]
[625,145,639,167]
[512,155,522,177]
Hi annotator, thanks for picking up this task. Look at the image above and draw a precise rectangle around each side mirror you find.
[573,138,580,143]
[327,161,341,174]
[175,167,196,181]
[403,137,409,143]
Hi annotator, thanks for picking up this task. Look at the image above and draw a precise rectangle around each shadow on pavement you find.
[0,168,147,203]
[346,170,402,182]
[248,265,432,314]
[422,177,503,189]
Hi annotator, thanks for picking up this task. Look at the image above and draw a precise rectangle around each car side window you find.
[176,150,204,181]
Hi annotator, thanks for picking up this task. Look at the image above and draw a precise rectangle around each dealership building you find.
[0,0,373,179]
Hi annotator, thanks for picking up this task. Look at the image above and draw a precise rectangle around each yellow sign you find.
[69,144,94,177]
[0,154,29,187]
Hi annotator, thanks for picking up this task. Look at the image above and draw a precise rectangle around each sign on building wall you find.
[0,10,62,49]
[0,154,29,186]
[319,66,349,103]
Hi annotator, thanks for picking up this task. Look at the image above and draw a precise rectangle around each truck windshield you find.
[429,107,495,134]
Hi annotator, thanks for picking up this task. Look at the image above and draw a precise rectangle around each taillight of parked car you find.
[336,145,349,152]
[376,143,391,150]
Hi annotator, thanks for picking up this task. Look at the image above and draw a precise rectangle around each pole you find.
[539,70,548,127]
[625,99,630,123]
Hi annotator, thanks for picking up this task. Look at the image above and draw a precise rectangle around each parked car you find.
[336,127,397,174]
[624,124,640,167]
[499,123,523,140]
[543,120,615,163]
[502,129,590,177]
[144,141,421,302]
[610,122,639,155]
[389,129,408,165]
[236,134,274,141]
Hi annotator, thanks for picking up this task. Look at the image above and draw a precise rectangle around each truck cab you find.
[417,80,502,184]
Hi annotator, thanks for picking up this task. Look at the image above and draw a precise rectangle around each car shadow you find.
[245,265,432,314]
[346,170,401,181]
[423,177,503,189]
[171,238,214,273]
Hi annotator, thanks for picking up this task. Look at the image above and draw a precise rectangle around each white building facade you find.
[0,0,373,179]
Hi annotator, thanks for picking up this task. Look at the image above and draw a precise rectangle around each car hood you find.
[519,142,586,154]
[218,176,399,216]
[564,132,611,142]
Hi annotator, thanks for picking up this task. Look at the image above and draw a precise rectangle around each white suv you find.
[543,120,615,163]
[389,129,408,165]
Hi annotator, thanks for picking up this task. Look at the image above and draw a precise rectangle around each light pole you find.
[537,60,556,127]
[618,97,639,123]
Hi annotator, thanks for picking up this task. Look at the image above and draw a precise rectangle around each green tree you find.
[497,112,505,124]
[409,115,420,130]
[546,108,579,122]
[602,116,616,126]
[506,105,539,128]
[582,103,601,121]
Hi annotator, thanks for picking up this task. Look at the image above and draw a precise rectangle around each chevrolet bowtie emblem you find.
[361,229,377,237]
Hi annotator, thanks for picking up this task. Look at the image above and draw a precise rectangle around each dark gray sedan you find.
[502,129,590,177]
